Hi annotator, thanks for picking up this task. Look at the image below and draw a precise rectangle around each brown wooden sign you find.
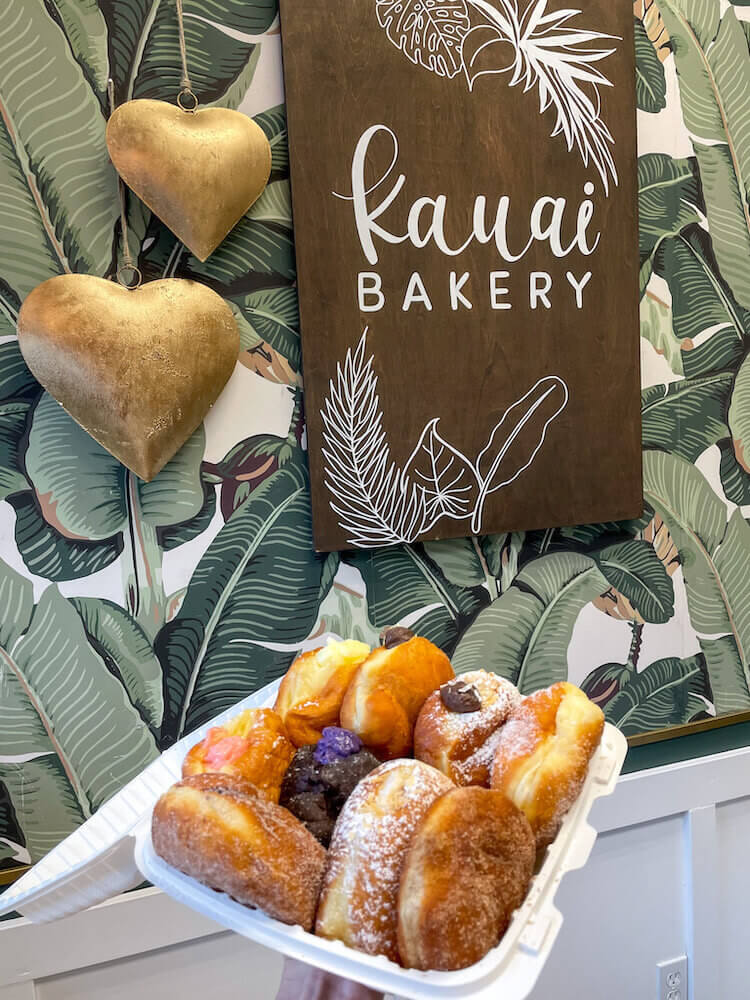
[279,0,641,552]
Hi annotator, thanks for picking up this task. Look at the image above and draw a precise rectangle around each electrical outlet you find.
[657,956,688,1000]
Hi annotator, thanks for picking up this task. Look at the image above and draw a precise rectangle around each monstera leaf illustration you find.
[0,559,159,862]
[375,0,471,78]
[643,450,750,714]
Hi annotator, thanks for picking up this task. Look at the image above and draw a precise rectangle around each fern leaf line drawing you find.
[321,330,432,546]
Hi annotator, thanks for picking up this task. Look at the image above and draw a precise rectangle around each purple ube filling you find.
[314,726,363,765]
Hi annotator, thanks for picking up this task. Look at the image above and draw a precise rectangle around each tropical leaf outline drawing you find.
[375,0,472,78]
[403,419,479,523]
[375,0,620,191]
[321,331,567,546]
[472,374,569,532]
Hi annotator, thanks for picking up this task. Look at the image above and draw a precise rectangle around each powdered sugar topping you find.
[319,759,452,958]
[437,672,521,739]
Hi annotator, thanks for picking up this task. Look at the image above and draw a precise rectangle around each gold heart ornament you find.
[17,274,240,481]
[106,99,272,261]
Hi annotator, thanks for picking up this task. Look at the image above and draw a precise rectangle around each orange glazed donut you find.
[414,671,521,786]
[315,759,453,962]
[397,787,535,971]
[152,773,326,930]
[491,682,604,846]
[182,708,294,803]
[339,634,455,759]
[274,639,370,747]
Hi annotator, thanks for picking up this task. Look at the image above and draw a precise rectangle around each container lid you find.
[1,680,627,1000]
[133,721,626,1000]
[0,680,280,922]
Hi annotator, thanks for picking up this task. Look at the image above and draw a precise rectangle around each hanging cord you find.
[107,79,142,290]
[175,0,198,111]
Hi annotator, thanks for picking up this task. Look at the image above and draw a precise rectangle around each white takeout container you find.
[1,678,627,999]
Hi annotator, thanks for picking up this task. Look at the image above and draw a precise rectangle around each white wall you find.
[2,747,749,1000]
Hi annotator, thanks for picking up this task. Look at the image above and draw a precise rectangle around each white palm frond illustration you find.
[466,0,619,191]
[375,0,619,192]
[321,331,432,547]
[321,331,569,548]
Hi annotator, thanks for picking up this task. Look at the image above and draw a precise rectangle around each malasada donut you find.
[152,772,326,930]
[339,633,455,759]
[414,670,521,786]
[491,681,604,846]
[315,758,453,962]
[181,708,294,803]
[397,786,535,971]
[274,639,371,747]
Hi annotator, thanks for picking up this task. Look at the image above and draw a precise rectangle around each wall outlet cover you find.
[657,956,688,1000]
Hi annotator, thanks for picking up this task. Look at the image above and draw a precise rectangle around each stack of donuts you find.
[152,628,605,972]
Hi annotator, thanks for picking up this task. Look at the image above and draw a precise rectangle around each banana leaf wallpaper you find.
[1,0,750,874]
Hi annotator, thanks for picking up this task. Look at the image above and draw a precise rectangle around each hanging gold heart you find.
[106,99,272,261]
[17,274,240,481]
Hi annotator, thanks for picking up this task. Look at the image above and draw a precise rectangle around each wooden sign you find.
[279,0,642,552]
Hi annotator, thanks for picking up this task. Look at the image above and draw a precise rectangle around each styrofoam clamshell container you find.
[1,678,626,1000]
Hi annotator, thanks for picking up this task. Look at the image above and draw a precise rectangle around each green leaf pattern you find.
[3,0,750,864]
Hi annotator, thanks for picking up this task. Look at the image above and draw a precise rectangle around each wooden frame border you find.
[0,866,29,888]
[627,710,750,747]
